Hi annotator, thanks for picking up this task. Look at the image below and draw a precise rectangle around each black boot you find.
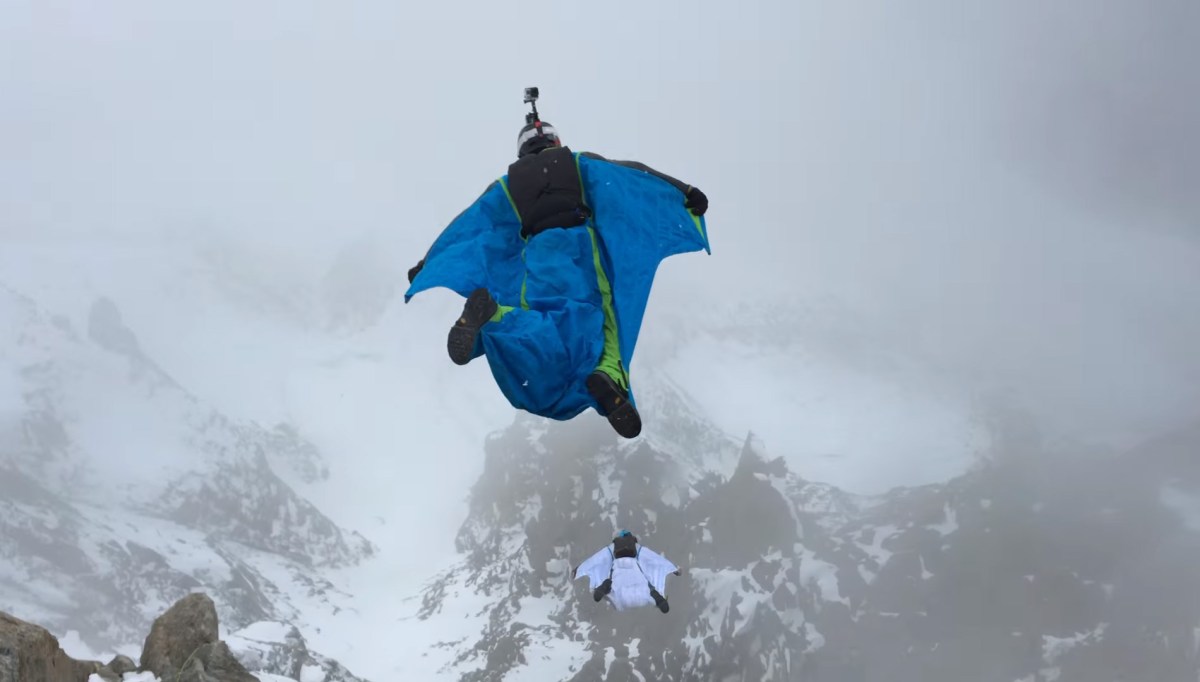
[586,372,642,439]
[650,587,669,614]
[593,578,612,602]
[447,288,498,366]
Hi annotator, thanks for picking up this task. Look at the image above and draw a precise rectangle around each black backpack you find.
[612,533,638,559]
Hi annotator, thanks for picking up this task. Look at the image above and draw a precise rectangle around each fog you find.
[3,0,1200,677]
[5,0,1197,458]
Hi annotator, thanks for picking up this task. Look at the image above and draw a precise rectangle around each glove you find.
[407,259,425,284]
[685,186,708,216]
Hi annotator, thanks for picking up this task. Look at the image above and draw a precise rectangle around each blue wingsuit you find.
[404,148,710,426]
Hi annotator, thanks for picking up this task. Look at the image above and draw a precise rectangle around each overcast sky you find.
[4,6,1200,674]
[2,0,1198,450]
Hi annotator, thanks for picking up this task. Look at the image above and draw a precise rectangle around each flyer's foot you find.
[586,372,642,438]
[593,578,612,602]
[447,288,497,365]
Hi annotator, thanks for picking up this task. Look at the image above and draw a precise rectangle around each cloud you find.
[2,0,1197,450]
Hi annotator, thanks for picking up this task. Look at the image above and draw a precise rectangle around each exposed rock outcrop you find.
[0,592,371,682]
[138,592,257,681]
[0,611,116,682]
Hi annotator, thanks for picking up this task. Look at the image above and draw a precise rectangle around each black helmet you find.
[517,119,561,158]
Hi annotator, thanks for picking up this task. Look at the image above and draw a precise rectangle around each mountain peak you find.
[87,296,142,358]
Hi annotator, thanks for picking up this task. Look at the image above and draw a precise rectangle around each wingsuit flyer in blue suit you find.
[404,87,711,439]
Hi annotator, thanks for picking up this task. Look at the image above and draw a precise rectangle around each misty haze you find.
[2,1,1199,680]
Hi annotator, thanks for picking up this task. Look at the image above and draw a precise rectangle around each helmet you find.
[517,119,561,157]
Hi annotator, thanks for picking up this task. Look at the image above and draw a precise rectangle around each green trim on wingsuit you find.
[575,153,627,389]
[588,225,627,390]
[499,177,521,224]
[519,252,529,310]
[575,153,587,205]
[684,185,707,242]
[499,177,531,310]
[490,304,514,323]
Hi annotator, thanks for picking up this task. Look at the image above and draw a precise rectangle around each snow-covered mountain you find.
[0,280,377,680]
[3,236,1198,681]
[408,374,1200,681]
[0,233,533,681]
[645,299,990,496]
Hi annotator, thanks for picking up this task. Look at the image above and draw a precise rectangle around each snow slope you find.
[658,310,990,495]
[19,231,1186,681]
[0,233,522,680]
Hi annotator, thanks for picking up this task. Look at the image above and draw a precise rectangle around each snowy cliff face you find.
[413,372,1200,682]
[4,243,1199,682]
[0,283,373,669]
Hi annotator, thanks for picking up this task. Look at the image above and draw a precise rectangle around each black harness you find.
[612,533,638,559]
[505,146,591,239]
[605,540,661,600]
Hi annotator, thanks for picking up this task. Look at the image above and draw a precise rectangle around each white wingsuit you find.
[573,535,680,612]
